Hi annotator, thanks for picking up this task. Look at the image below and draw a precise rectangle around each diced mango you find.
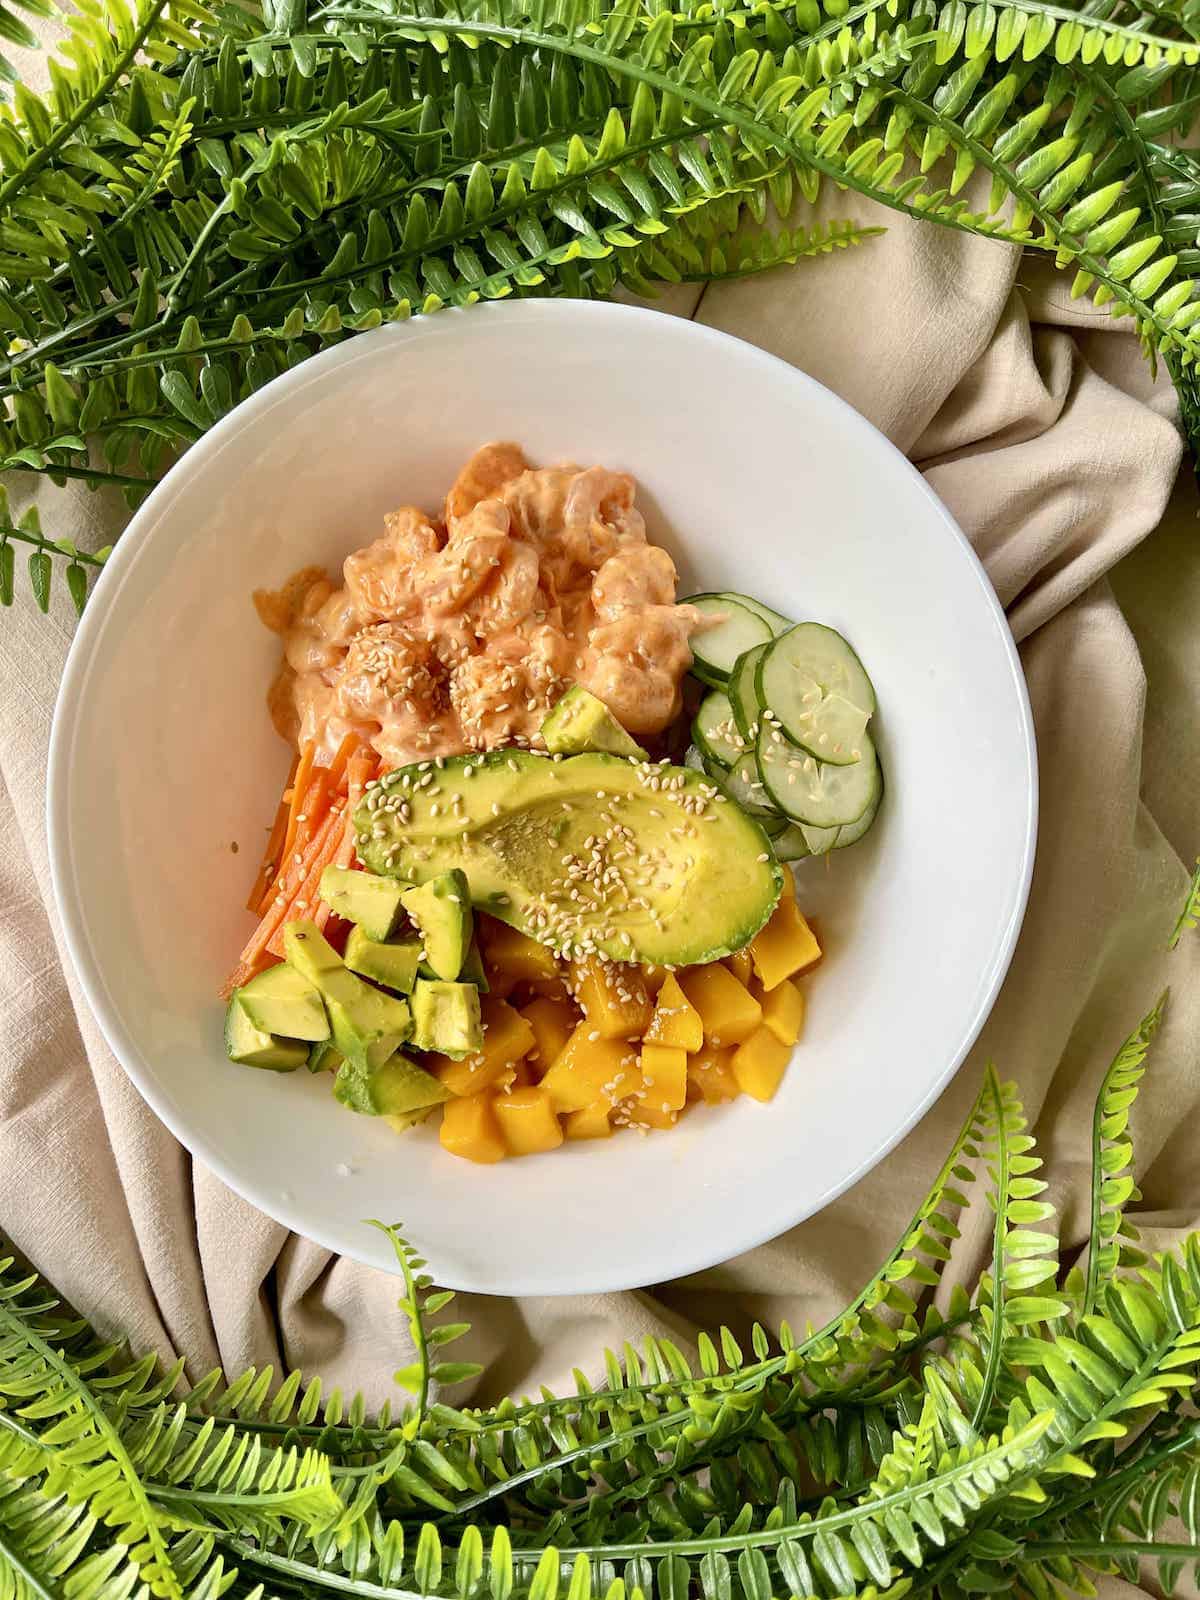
[731,1025,792,1102]
[686,1043,740,1105]
[521,996,578,1074]
[440,1093,506,1163]
[540,1021,640,1112]
[481,922,561,983]
[748,873,822,990]
[724,948,754,986]
[644,974,704,1052]
[760,978,805,1046]
[629,1098,680,1130]
[572,957,653,1039]
[529,976,572,1003]
[493,1086,564,1155]
[639,1043,687,1111]
[641,965,669,996]
[565,1101,613,1140]
[430,996,535,1096]
[678,964,762,1045]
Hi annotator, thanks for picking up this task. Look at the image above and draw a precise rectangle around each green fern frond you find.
[1169,861,1200,949]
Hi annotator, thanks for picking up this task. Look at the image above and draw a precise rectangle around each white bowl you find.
[48,299,1036,1295]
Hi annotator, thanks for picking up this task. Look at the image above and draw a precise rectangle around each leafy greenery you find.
[2,994,1200,1598]
[2,0,1200,611]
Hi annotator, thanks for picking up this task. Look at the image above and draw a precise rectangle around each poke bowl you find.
[47,298,1037,1294]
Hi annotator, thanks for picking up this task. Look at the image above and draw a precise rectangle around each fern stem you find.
[0,0,174,214]
[1168,859,1200,948]
[0,525,107,566]
[0,1527,60,1600]
[1025,1539,1200,1559]
[970,1067,1010,1432]
[0,459,150,488]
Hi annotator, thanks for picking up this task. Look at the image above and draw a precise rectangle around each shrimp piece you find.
[449,626,568,750]
[253,565,329,635]
[578,607,698,735]
[591,544,677,622]
[418,500,541,636]
[343,506,441,619]
[285,584,358,675]
[562,466,646,549]
[445,442,529,527]
[333,622,442,724]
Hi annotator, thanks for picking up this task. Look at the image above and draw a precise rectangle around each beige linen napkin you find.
[2,135,1199,1564]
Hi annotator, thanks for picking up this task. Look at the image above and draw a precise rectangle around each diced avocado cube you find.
[384,1106,435,1134]
[401,870,471,981]
[224,995,307,1072]
[307,1037,343,1074]
[459,939,489,994]
[540,684,647,759]
[284,921,411,1069]
[333,1051,449,1116]
[236,962,329,1042]
[319,865,406,941]
[344,926,421,994]
[411,979,483,1057]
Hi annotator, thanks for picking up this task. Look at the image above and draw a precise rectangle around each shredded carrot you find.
[315,750,378,931]
[245,797,289,914]
[266,802,348,958]
[294,765,333,855]
[279,740,316,865]
[224,800,345,993]
[326,731,361,791]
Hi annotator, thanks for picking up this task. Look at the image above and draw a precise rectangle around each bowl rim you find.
[46,297,1038,1291]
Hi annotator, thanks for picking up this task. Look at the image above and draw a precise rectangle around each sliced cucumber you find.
[685,594,773,687]
[835,764,883,848]
[738,596,792,636]
[760,813,789,839]
[801,823,840,855]
[728,643,770,742]
[759,623,875,766]
[714,751,776,817]
[693,690,748,770]
[771,824,811,862]
[756,725,881,829]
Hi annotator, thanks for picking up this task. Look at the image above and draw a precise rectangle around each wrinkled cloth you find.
[2,100,1200,1600]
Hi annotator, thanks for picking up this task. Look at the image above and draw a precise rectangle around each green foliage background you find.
[2,0,1200,612]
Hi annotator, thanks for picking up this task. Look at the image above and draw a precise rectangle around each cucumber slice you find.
[772,824,811,862]
[835,764,883,848]
[685,594,773,687]
[756,725,881,828]
[759,623,875,766]
[760,813,789,839]
[728,642,770,742]
[714,751,776,817]
[801,823,840,855]
[693,690,748,770]
[738,597,792,636]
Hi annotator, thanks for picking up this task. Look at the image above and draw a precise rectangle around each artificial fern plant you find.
[2,0,1200,612]
[2,984,1200,1599]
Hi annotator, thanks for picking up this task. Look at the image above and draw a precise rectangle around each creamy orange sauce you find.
[255,443,711,767]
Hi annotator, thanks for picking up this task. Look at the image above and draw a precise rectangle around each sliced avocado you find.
[284,921,412,1070]
[384,1106,435,1133]
[333,1051,449,1116]
[401,869,471,981]
[411,979,483,1057]
[319,865,406,941]
[354,752,781,968]
[541,684,647,759]
[459,938,489,994]
[224,996,307,1072]
[344,926,421,994]
[236,962,329,1042]
[308,1037,343,1074]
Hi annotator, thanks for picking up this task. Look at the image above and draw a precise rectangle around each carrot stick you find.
[315,750,379,930]
[279,739,315,865]
[245,796,289,914]
[327,731,361,791]
[294,765,333,855]
[225,800,345,991]
[266,802,348,958]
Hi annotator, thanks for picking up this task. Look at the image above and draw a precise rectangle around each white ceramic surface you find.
[47,299,1036,1295]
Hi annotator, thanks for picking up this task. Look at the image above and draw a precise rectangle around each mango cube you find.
[686,1043,740,1105]
[629,1098,680,1130]
[430,996,535,1096]
[440,1093,506,1163]
[639,1043,687,1111]
[521,996,578,1075]
[565,1101,613,1141]
[540,1021,640,1112]
[644,974,704,1052]
[731,1025,792,1102]
[572,957,653,1039]
[482,922,561,983]
[760,978,805,1046]
[678,964,762,1045]
[748,873,821,990]
[724,948,754,986]
[492,1086,564,1155]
